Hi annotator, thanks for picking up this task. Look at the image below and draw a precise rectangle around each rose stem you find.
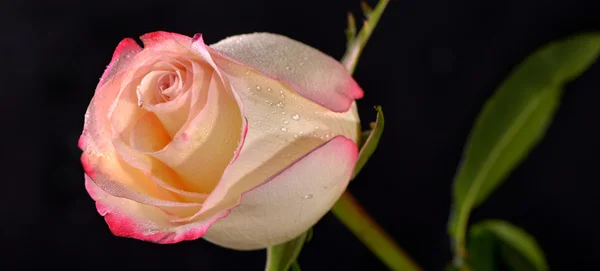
[331,192,422,271]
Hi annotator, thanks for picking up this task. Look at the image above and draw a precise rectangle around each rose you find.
[79,31,363,250]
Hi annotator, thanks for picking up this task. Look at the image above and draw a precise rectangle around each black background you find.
[2,0,600,270]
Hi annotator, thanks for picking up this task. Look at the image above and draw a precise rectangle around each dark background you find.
[2,0,600,270]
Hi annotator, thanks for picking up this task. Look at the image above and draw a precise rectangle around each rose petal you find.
[197,69,360,214]
[129,112,172,153]
[209,33,363,112]
[149,72,243,193]
[85,175,217,244]
[99,38,142,87]
[140,31,193,51]
[80,38,141,154]
[202,136,358,250]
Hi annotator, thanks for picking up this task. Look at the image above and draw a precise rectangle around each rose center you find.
[156,72,179,102]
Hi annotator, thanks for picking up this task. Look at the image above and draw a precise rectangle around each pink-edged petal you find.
[80,38,141,154]
[209,33,363,112]
[99,38,142,87]
[202,136,359,250]
[85,175,221,244]
[140,31,192,49]
[191,69,360,217]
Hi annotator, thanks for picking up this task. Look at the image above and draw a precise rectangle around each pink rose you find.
[80,31,362,250]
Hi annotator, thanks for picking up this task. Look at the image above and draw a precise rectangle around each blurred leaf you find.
[448,33,600,259]
[499,243,538,271]
[265,231,309,271]
[342,0,389,74]
[289,262,302,271]
[468,220,548,271]
[352,106,384,180]
[467,230,498,271]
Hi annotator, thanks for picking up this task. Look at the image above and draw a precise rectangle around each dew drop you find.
[283,120,289,125]
[321,186,328,191]
[304,194,313,199]
[299,62,304,66]
[294,134,299,138]
[285,66,292,70]
[256,86,261,91]
[281,127,287,132]
[265,126,270,130]
[267,87,273,92]
[276,101,285,108]
[281,111,287,115]
[281,94,286,99]
[271,110,277,114]
[292,114,300,120]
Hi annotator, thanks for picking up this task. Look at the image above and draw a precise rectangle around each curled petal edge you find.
[85,136,357,245]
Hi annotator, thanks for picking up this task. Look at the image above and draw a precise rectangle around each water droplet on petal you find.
[281,111,287,115]
[281,127,287,132]
[304,194,313,199]
[321,186,328,191]
[265,126,270,130]
[292,114,300,120]
[267,87,273,92]
[256,86,261,91]
[285,66,292,70]
[283,120,289,125]
[277,101,285,108]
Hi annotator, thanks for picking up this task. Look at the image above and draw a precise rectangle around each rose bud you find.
[80,31,363,250]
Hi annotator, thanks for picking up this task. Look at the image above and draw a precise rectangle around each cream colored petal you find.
[149,72,243,194]
[199,66,360,214]
[210,33,363,112]
[202,136,358,250]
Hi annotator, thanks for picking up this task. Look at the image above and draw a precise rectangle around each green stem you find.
[331,192,423,271]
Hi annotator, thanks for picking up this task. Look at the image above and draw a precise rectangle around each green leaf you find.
[352,106,384,180]
[341,0,389,74]
[448,33,600,259]
[467,230,498,271]
[468,220,548,271]
[289,262,302,271]
[265,231,309,271]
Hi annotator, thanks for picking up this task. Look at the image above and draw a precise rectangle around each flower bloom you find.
[80,31,362,250]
